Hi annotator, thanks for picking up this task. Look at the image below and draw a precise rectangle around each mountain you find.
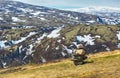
[0,0,100,27]
[66,6,120,25]
[1,24,120,68]
[0,0,120,68]
[67,6,120,14]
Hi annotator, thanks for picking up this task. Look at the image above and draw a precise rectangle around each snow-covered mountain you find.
[68,6,120,14]
[67,6,120,25]
[0,0,101,27]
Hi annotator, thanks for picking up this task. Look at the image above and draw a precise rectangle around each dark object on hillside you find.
[71,44,87,65]
[72,54,87,65]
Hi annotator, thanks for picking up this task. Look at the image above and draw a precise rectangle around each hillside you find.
[0,0,120,69]
[67,6,120,25]
[1,25,120,68]
[0,0,119,27]
[0,0,99,27]
[0,50,120,78]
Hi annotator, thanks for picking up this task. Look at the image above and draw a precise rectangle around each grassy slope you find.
[0,50,120,78]
[61,25,120,45]
[1,28,37,41]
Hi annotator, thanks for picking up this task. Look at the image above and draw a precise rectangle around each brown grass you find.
[0,50,120,78]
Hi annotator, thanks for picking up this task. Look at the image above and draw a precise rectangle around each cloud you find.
[13,0,120,9]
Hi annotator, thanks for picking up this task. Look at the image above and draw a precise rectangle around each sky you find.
[13,0,120,9]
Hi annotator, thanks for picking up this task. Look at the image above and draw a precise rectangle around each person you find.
[72,44,87,65]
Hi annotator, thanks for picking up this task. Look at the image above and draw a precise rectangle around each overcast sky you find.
[13,0,120,9]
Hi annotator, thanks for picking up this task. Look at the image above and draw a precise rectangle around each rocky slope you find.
[0,0,99,27]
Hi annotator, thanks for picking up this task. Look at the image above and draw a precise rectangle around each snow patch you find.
[47,27,61,38]
[12,32,36,44]
[117,31,120,40]
[31,11,41,16]
[0,17,3,20]
[41,57,46,63]
[55,46,59,50]
[87,20,95,23]
[12,17,26,22]
[0,41,7,48]
[45,45,50,51]
[37,33,47,41]
[76,34,95,45]
[40,17,46,20]
[63,45,73,54]
[61,52,66,56]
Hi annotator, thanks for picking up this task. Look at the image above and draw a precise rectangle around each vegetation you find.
[61,25,120,43]
[60,25,120,52]
[0,50,120,78]
[1,28,37,41]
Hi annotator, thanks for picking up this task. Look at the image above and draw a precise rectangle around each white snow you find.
[76,34,95,45]
[63,45,73,54]
[0,17,3,20]
[117,43,120,48]
[29,44,34,53]
[61,52,66,56]
[19,45,22,54]
[45,45,50,51]
[37,33,47,41]
[65,6,120,25]
[47,27,62,38]
[117,31,120,40]
[66,6,120,13]
[12,17,20,22]
[26,44,34,55]
[12,26,34,29]
[31,11,47,16]
[100,17,119,25]
[36,33,47,43]
[72,42,77,47]
[40,17,46,20]
[75,17,78,20]
[87,20,95,23]
[7,5,12,7]
[0,41,7,48]
[55,46,59,50]
[95,35,101,38]
[2,62,7,68]
[17,8,29,13]
[31,11,41,16]
[67,14,71,17]
[12,32,36,44]
[72,42,83,48]
[106,47,110,51]
[57,39,61,43]
[12,17,26,22]
[19,8,26,12]
[59,13,66,17]
[41,57,46,63]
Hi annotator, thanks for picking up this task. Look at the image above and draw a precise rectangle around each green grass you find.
[61,25,120,45]
[0,50,120,78]
[1,28,37,41]
[60,25,82,43]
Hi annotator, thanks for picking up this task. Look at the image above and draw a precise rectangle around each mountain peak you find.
[66,6,120,13]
